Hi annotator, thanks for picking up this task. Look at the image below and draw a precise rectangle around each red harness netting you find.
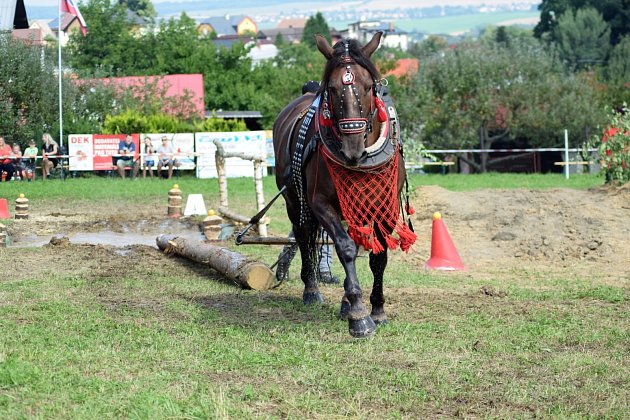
[321,145,417,253]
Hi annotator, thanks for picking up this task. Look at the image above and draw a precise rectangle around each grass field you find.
[1,173,628,417]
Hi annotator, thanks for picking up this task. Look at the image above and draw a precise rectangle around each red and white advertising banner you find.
[140,133,195,170]
[69,134,140,171]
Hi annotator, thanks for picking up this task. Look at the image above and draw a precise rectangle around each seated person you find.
[142,136,156,178]
[41,133,59,180]
[23,139,38,181]
[157,136,180,179]
[0,136,15,181]
[116,134,139,179]
[11,143,26,180]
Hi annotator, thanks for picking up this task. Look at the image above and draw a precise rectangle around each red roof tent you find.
[86,74,205,119]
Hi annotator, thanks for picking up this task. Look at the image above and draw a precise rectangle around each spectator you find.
[142,137,156,179]
[276,229,340,284]
[23,139,38,181]
[11,144,26,180]
[0,136,15,182]
[41,133,59,180]
[157,136,180,179]
[116,134,139,179]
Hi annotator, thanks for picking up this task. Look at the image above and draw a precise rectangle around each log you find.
[236,236,334,245]
[218,206,269,225]
[156,234,276,290]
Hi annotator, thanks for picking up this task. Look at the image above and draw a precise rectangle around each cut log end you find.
[239,262,277,290]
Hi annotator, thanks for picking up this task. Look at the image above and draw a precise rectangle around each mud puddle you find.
[7,219,205,248]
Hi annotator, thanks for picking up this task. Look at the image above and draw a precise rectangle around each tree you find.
[495,26,510,47]
[66,0,135,76]
[535,0,630,45]
[408,35,449,59]
[553,7,611,70]
[302,12,330,48]
[0,34,139,146]
[119,0,156,22]
[397,38,607,172]
[606,35,630,82]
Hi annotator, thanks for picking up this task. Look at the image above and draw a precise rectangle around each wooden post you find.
[0,223,6,247]
[156,234,276,290]
[15,194,29,219]
[167,184,182,218]
[212,139,229,208]
[253,160,267,237]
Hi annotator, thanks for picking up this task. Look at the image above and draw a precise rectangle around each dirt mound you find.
[406,185,629,276]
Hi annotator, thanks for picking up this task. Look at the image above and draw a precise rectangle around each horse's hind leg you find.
[293,223,324,305]
[369,249,388,325]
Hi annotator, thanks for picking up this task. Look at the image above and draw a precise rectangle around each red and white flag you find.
[60,0,88,36]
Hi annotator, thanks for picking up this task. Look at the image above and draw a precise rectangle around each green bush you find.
[102,109,247,134]
[194,112,247,132]
[597,108,630,185]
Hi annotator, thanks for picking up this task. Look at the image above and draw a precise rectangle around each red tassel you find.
[385,234,399,250]
[397,223,417,243]
[405,203,415,215]
[396,223,417,253]
[371,235,385,254]
[356,225,372,236]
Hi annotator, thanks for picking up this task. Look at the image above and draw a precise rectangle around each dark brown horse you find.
[273,32,415,337]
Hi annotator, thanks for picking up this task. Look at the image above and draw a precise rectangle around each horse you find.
[272,32,416,337]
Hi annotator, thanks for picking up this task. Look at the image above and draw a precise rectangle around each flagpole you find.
[58,0,63,153]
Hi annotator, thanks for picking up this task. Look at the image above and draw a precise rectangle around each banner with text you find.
[195,131,267,178]
[69,134,139,171]
[140,133,195,170]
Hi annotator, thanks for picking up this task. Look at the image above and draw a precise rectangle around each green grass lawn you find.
[1,172,627,417]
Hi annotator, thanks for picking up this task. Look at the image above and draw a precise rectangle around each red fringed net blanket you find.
[321,146,417,253]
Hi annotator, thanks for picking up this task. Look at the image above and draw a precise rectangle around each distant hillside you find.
[23,1,540,38]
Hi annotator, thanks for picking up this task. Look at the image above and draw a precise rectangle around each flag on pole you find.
[60,0,87,36]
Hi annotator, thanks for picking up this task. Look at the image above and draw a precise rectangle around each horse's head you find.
[316,32,382,166]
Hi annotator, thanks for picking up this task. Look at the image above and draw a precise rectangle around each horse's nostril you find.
[361,151,368,160]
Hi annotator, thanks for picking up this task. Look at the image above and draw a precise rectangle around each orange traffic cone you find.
[0,198,9,219]
[425,212,464,270]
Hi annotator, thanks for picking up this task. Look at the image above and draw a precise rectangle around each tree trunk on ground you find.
[156,235,276,290]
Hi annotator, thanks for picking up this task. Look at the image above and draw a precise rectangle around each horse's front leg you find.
[369,248,388,325]
[313,203,376,338]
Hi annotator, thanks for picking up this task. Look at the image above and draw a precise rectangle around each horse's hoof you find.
[348,316,376,338]
[370,311,388,326]
[339,300,351,320]
[303,291,324,305]
[373,317,388,326]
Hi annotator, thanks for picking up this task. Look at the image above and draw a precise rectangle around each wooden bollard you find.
[156,234,277,290]
[15,194,29,219]
[203,210,223,240]
[167,184,182,218]
[0,223,6,247]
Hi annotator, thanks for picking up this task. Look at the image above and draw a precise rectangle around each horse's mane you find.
[320,38,381,91]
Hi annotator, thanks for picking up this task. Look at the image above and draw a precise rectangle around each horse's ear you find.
[362,31,383,57]
[315,34,334,59]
